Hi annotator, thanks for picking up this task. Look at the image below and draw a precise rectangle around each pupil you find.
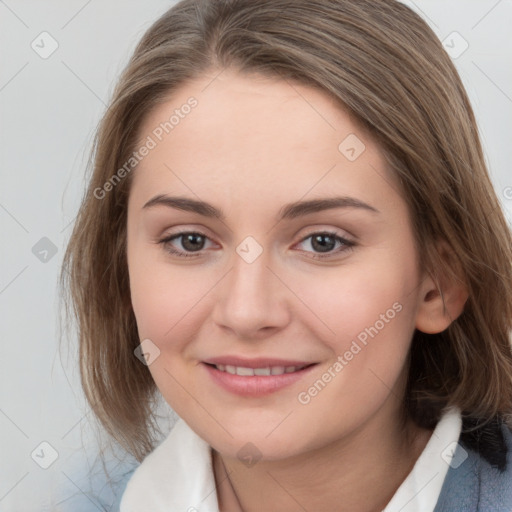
[312,234,335,253]
[182,234,204,251]
[180,234,337,253]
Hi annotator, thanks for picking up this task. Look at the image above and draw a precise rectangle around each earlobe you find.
[414,241,469,335]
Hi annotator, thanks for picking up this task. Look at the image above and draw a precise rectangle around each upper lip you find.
[203,356,317,368]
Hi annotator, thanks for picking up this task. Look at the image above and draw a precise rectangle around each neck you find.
[213,403,433,512]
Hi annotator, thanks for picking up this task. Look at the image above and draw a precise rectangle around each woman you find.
[61,1,512,510]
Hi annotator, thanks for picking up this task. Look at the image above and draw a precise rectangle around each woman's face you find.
[126,68,427,460]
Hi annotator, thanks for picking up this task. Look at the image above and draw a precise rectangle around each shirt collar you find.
[383,406,462,512]
[120,417,220,511]
[121,407,462,512]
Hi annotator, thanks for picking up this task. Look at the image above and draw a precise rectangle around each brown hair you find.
[61,0,512,463]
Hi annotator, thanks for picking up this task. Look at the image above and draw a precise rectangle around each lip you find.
[201,357,318,397]
[203,356,315,368]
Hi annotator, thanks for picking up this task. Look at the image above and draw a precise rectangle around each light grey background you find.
[1,1,511,510]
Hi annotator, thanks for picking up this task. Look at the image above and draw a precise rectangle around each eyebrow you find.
[142,194,380,220]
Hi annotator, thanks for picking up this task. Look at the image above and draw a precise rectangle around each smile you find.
[202,359,318,397]
[212,364,309,376]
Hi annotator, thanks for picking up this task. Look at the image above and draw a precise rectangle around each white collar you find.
[383,406,462,512]
[120,407,462,512]
[120,417,218,511]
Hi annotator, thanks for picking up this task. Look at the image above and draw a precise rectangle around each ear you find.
[415,240,469,334]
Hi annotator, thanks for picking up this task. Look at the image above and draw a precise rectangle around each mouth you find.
[205,363,313,376]
[201,358,319,397]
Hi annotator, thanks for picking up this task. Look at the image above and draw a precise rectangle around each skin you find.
[126,68,467,511]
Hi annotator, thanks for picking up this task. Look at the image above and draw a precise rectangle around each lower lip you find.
[202,363,318,397]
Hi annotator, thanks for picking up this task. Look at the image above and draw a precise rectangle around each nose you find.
[211,248,291,340]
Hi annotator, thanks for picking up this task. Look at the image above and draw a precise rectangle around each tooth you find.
[254,367,271,376]
[270,366,285,375]
[216,365,299,376]
[236,366,255,376]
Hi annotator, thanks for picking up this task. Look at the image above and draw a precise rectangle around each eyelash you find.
[157,230,355,260]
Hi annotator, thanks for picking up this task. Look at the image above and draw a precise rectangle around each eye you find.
[295,231,355,259]
[158,231,215,258]
[158,229,355,260]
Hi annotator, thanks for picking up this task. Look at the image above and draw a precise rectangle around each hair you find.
[61,0,512,465]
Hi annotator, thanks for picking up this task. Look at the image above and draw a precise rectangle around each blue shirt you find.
[434,421,512,511]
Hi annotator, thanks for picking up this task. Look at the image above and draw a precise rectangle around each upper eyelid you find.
[160,223,354,239]
[160,228,354,248]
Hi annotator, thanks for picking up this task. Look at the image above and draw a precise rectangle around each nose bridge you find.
[212,244,289,336]
[230,249,271,300]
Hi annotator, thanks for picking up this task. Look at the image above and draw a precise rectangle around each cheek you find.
[127,250,211,409]
[293,252,418,389]
[290,266,417,443]
[293,257,416,342]
[128,245,216,353]
[129,260,174,340]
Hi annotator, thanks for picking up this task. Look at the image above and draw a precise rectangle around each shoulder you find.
[472,423,512,511]
[119,419,219,512]
[434,418,512,512]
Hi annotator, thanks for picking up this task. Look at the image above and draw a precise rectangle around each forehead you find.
[130,69,401,214]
